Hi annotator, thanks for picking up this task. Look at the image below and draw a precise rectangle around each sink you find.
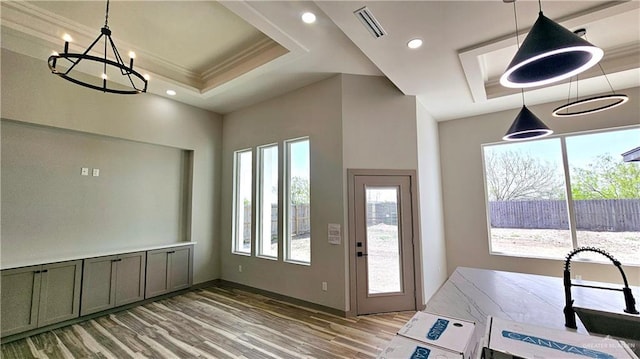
[574,306,640,355]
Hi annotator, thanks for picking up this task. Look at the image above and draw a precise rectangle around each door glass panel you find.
[366,187,402,294]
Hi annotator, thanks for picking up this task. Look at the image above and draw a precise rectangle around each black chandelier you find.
[551,29,628,117]
[47,0,148,94]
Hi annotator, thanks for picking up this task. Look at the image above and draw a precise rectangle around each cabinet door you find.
[115,252,146,306]
[81,256,117,316]
[145,249,169,298]
[1,266,41,337]
[37,260,82,327]
[168,246,192,292]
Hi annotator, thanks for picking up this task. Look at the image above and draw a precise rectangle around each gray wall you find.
[1,49,223,284]
[221,75,345,310]
[341,74,426,310]
[416,100,447,302]
[220,74,431,311]
[2,121,191,262]
[438,86,640,285]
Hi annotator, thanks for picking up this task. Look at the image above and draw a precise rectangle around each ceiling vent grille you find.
[354,7,386,38]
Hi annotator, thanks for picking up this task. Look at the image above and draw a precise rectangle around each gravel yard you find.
[490,228,640,265]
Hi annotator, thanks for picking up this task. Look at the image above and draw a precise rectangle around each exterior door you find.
[352,174,416,314]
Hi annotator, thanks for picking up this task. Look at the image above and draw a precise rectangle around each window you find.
[257,144,278,258]
[285,138,311,264]
[482,127,640,265]
[233,149,252,254]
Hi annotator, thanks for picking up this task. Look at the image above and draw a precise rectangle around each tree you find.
[484,149,564,201]
[571,154,640,199]
[290,176,310,204]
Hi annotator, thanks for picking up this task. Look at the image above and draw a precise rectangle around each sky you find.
[485,127,640,170]
[237,139,309,202]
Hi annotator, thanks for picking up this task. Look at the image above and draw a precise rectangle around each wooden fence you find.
[489,199,640,231]
[243,204,310,239]
[242,202,400,238]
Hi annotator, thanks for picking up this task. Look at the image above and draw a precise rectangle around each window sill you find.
[489,251,640,267]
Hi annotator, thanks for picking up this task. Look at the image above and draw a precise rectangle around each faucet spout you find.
[563,247,639,329]
[623,287,639,314]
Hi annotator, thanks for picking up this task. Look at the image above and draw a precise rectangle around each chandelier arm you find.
[103,33,108,88]
[106,36,129,76]
[62,33,105,76]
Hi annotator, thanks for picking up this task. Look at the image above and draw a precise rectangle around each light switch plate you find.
[92,168,100,177]
[81,167,89,176]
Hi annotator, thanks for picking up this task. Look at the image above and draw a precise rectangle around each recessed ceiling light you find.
[302,12,316,24]
[166,90,176,96]
[407,38,423,49]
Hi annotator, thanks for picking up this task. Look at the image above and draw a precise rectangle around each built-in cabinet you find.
[1,243,193,339]
[80,252,146,316]
[145,246,193,298]
[0,260,82,337]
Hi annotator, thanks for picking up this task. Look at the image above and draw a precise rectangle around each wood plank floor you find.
[1,285,415,358]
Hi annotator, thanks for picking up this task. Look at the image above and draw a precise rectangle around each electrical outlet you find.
[92,168,100,177]
[322,282,327,291]
[238,265,242,273]
[81,167,89,176]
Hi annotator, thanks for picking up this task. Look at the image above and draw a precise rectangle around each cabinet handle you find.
[112,258,122,262]
[41,269,48,273]
[34,270,41,274]
[167,251,176,254]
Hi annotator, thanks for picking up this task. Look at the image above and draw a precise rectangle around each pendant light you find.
[47,0,148,94]
[503,0,553,142]
[552,29,629,117]
[500,0,603,89]
[503,104,553,141]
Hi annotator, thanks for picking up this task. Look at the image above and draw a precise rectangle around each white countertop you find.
[0,241,196,270]
[425,267,640,335]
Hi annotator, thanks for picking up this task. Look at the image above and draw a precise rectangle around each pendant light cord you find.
[538,0,542,13]
[586,31,617,95]
[512,1,526,104]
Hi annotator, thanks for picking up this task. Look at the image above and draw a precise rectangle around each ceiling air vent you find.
[354,7,386,38]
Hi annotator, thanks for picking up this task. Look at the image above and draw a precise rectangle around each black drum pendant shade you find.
[500,12,603,88]
[503,105,553,141]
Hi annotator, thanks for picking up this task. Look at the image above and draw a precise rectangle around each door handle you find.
[357,252,368,257]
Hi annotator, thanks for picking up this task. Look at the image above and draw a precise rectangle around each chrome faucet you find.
[563,247,639,329]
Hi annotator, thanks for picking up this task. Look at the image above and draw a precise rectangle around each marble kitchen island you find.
[422,267,640,354]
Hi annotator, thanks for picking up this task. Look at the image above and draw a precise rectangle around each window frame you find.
[256,143,279,260]
[481,125,640,265]
[284,137,311,265]
[232,148,253,256]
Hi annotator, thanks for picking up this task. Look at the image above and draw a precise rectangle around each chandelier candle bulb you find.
[62,34,71,53]
[129,52,135,69]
